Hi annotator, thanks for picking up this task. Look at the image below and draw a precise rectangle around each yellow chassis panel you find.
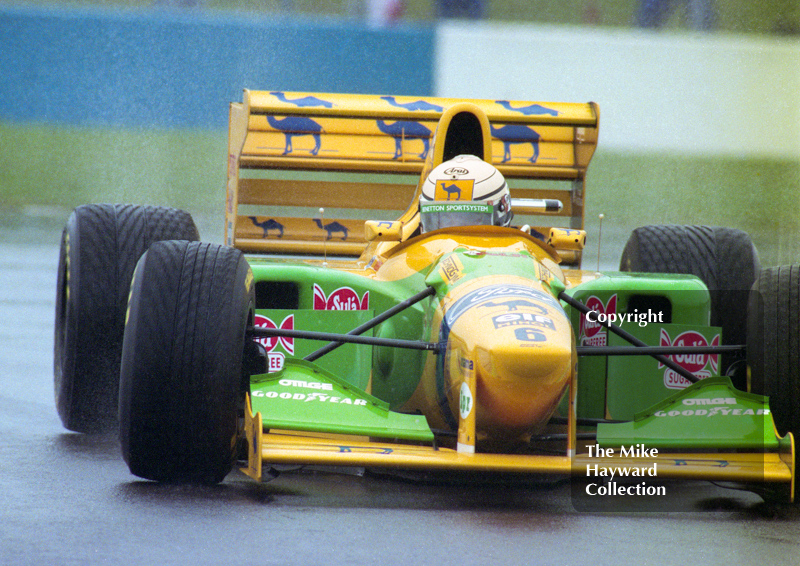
[254,431,792,483]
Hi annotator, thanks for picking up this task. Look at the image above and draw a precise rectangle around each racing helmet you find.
[419,154,512,233]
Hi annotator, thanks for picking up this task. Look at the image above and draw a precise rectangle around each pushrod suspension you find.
[304,285,437,362]
[577,345,744,356]
[249,326,440,352]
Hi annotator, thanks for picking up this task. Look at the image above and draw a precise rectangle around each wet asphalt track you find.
[2,211,799,566]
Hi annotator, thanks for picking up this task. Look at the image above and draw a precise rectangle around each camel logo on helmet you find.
[434,179,474,201]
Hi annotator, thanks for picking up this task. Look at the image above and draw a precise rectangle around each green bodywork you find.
[563,272,719,421]
[248,257,430,409]
[246,252,779,451]
[598,377,777,451]
[250,359,433,442]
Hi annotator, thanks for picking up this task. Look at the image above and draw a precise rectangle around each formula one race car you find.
[54,91,797,504]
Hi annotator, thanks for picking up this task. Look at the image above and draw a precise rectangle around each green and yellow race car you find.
[54,91,797,503]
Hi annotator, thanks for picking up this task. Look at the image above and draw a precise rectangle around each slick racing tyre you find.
[620,224,760,379]
[747,265,799,468]
[119,240,254,484]
[54,204,199,433]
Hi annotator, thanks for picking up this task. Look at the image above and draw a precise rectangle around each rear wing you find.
[225,90,599,257]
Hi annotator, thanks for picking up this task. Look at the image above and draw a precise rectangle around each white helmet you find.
[419,154,512,233]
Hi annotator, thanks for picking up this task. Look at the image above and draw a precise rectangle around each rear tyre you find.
[620,224,760,379]
[119,240,254,484]
[54,204,199,433]
[747,265,799,455]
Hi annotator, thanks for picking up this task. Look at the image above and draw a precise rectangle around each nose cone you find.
[475,328,573,432]
[442,282,574,435]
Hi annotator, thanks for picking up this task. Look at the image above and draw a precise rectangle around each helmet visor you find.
[420,201,494,232]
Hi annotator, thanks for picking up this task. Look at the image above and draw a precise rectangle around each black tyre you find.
[747,265,799,450]
[620,224,760,377]
[54,204,199,433]
[119,240,254,484]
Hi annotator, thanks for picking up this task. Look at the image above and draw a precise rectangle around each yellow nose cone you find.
[475,334,573,432]
[443,281,574,436]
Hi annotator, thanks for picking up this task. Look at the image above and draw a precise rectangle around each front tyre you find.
[119,241,254,483]
[620,224,760,379]
[747,265,799,463]
[54,204,199,433]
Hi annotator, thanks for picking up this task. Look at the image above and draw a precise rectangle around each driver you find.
[419,154,512,233]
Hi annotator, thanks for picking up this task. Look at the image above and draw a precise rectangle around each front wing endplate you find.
[241,394,263,482]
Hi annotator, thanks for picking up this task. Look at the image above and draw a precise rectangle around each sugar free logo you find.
[253,314,294,354]
[659,329,719,389]
[579,295,617,346]
[253,314,294,372]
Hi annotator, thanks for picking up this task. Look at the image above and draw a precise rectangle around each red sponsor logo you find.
[658,329,719,373]
[254,313,294,355]
[659,329,719,389]
[313,284,369,311]
[579,294,617,346]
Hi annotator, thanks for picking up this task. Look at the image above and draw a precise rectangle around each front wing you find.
[240,391,795,503]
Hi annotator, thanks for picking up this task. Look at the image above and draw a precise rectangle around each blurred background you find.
[1,0,798,267]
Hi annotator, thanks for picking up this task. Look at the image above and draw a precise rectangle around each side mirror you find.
[548,228,586,251]
[365,220,404,242]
